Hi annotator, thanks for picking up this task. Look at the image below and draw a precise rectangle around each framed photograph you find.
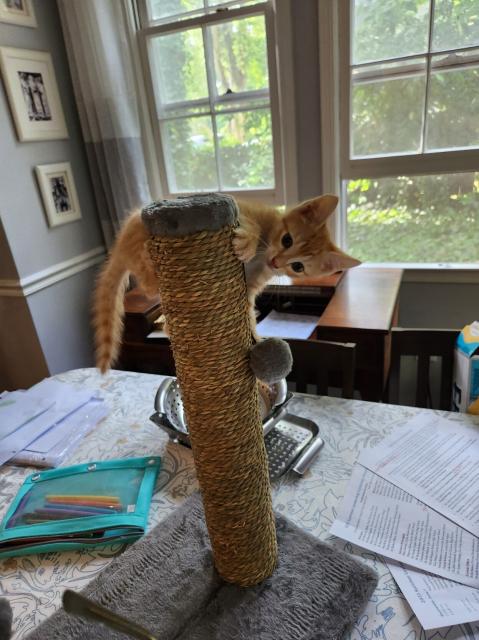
[0,0,37,27]
[36,163,82,227]
[0,47,68,141]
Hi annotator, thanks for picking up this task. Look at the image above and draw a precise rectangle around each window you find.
[136,0,283,202]
[332,0,479,265]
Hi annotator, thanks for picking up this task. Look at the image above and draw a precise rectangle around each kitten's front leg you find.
[232,226,259,263]
[249,303,261,343]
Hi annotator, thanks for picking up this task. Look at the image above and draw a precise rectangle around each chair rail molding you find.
[0,246,106,298]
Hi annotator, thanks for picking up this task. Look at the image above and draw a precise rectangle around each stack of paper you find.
[256,310,319,340]
[0,379,108,468]
[331,412,479,630]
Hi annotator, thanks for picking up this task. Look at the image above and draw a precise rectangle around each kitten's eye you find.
[281,233,293,249]
[291,262,304,273]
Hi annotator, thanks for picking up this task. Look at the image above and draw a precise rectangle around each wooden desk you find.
[119,267,403,401]
[315,267,403,401]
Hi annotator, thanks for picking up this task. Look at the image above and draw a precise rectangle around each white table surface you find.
[1,368,478,640]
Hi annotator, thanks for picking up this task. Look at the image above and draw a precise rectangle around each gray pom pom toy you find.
[249,338,293,384]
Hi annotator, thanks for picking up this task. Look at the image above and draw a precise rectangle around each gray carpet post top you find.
[141,193,238,237]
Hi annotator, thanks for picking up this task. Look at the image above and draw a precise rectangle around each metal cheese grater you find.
[150,378,324,480]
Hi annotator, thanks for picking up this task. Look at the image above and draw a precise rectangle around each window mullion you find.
[344,148,479,179]
[202,23,222,190]
[420,0,436,154]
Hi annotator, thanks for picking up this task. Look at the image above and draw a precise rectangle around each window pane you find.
[149,30,208,106]
[346,173,479,262]
[162,117,218,192]
[351,61,426,156]
[147,0,203,22]
[432,0,479,51]
[426,53,479,150]
[352,0,430,64]
[217,109,274,189]
[209,15,269,96]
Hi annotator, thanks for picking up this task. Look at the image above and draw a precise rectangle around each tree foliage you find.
[349,0,479,262]
[151,5,272,192]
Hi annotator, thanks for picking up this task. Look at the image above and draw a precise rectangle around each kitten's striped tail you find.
[93,251,129,374]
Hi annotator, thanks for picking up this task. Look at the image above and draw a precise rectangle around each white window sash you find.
[140,0,265,30]
[135,0,285,203]
[338,0,479,180]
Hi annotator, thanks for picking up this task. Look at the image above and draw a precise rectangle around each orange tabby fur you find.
[93,195,360,373]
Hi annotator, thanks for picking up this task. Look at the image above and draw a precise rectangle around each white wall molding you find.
[0,246,106,298]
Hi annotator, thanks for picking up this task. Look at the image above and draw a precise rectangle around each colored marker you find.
[46,495,121,504]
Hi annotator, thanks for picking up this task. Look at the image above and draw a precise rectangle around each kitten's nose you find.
[270,257,278,269]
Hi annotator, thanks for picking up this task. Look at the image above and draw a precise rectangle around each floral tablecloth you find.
[1,368,477,640]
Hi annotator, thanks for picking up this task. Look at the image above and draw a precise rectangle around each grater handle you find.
[291,436,324,476]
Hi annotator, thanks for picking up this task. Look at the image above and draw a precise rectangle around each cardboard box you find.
[452,321,479,412]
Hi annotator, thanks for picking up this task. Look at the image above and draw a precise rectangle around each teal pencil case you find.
[0,456,161,558]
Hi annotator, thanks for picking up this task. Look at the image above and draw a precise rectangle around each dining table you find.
[1,367,477,640]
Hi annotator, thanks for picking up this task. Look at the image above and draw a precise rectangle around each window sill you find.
[360,263,479,284]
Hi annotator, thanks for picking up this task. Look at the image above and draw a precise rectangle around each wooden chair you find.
[285,339,356,399]
[386,328,459,410]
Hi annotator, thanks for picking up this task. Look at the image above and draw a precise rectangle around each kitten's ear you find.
[320,249,361,273]
[296,194,339,225]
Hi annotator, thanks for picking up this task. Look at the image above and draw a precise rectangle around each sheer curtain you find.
[58,0,153,247]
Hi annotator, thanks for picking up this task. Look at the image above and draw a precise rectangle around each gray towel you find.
[26,493,376,640]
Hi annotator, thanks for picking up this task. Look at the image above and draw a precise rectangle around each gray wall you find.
[290,0,322,202]
[0,0,104,389]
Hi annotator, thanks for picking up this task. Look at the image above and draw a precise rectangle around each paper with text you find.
[359,413,479,537]
[387,560,479,630]
[256,310,319,340]
[330,464,479,588]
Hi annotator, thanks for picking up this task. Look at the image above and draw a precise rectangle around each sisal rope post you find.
[143,196,277,586]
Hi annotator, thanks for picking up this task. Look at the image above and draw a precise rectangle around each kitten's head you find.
[266,195,361,278]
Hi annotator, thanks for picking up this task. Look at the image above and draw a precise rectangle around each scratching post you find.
[142,194,277,586]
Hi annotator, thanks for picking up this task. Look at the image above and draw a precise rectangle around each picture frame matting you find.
[36,162,82,227]
[0,47,68,141]
[0,0,37,28]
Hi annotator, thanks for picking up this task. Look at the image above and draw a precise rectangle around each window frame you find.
[134,0,286,204]
[338,0,479,181]
[319,0,479,274]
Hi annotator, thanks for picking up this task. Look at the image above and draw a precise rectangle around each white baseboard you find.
[0,246,106,298]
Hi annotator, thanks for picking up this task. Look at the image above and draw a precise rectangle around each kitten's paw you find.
[232,229,258,263]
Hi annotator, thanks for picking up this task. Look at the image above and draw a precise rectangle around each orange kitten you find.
[93,195,359,372]
[233,194,360,336]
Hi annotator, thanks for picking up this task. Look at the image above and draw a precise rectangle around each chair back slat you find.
[440,354,455,410]
[286,339,356,399]
[416,353,430,408]
[316,368,329,396]
[386,328,459,409]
